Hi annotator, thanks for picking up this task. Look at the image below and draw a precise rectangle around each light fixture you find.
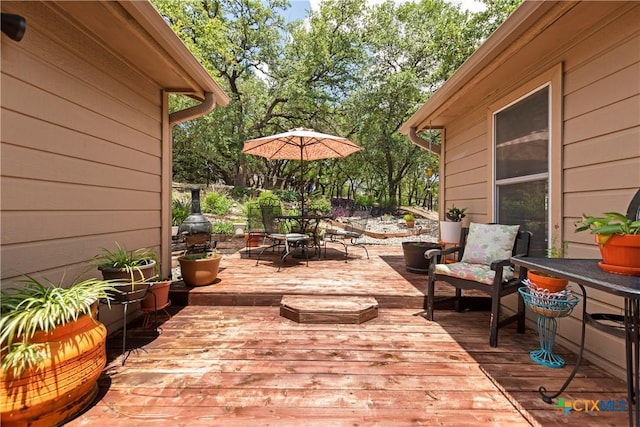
[1,13,26,42]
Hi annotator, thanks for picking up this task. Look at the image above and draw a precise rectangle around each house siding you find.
[438,3,640,378]
[1,2,165,331]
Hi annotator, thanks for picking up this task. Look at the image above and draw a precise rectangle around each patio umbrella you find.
[242,128,363,213]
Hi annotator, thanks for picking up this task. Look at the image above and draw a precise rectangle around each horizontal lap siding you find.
[439,3,639,379]
[443,115,488,222]
[1,0,164,299]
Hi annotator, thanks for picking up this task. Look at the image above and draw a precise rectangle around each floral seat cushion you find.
[435,223,520,285]
[435,262,514,285]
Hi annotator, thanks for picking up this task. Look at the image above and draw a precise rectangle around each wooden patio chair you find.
[425,223,532,347]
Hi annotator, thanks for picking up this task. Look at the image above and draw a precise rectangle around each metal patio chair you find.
[323,215,370,262]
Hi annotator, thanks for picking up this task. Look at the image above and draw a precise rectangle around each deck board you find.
[68,246,630,426]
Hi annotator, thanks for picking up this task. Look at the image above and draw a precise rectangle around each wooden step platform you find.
[280,295,378,324]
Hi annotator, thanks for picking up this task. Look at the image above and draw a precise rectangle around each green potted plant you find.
[440,205,467,243]
[575,211,640,275]
[178,250,222,287]
[94,243,158,301]
[0,273,115,426]
[403,213,415,229]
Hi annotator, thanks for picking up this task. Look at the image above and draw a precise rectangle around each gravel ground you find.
[327,211,441,246]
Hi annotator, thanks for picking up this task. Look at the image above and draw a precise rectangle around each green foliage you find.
[0,274,116,375]
[403,213,414,221]
[575,212,640,245]
[94,243,159,283]
[202,191,233,216]
[180,251,220,261]
[228,186,254,201]
[211,221,235,235]
[154,0,518,204]
[445,206,467,222]
[257,191,281,207]
[172,198,190,226]
[355,195,374,207]
[307,197,331,215]
[273,189,299,203]
[94,243,157,270]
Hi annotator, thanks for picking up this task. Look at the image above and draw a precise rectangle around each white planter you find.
[439,221,462,244]
[233,222,246,236]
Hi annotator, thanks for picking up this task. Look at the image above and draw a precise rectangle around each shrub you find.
[355,195,374,207]
[307,197,331,214]
[202,191,233,215]
[172,198,190,226]
[273,189,299,203]
[228,186,254,201]
[211,221,235,235]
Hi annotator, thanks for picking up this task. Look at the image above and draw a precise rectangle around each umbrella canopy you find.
[242,128,363,212]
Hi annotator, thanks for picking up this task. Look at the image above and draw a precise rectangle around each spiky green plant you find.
[94,242,158,286]
[0,273,115,375]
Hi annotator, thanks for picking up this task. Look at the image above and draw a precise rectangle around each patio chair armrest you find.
[425,248,443,261]
[490,258,511,271]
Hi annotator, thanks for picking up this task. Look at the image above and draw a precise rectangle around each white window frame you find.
[488,64,563,249]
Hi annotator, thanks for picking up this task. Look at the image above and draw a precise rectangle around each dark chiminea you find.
[178,187,212,252]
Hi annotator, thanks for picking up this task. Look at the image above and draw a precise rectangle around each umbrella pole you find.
[300,139,304,215]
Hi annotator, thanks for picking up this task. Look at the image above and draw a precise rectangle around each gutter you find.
[169,92,216,127]
[408,126,441,156]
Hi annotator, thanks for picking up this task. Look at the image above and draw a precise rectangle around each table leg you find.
[625,298,640,426]
[539,284,588,403]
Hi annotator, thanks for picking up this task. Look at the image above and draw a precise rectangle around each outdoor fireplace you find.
[177,187,212,253]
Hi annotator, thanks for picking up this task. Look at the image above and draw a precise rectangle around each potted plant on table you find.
[94,243,158,302]
[440,205,467,244]
[575,211,640,275]
[0,273,114,426]
[178,250,223,287]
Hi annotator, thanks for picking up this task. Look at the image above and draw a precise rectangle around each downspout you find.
[162,91,216,279]
[169,92,216,127]
[409,126,441,156]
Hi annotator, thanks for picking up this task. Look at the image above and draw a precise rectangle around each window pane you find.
[495,87,549,180]
[497,180,548,257]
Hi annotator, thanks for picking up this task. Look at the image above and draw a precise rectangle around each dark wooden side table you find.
[512,257,640,427]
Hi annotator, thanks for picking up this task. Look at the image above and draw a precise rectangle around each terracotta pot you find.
[246,233,263,247]
[405,220,415,228]
[402,241,441,274]
[527,270,568,293]
[178,254,222,286]
[0,313,107,426]
[597,234,640,275]
[141,280,171,311]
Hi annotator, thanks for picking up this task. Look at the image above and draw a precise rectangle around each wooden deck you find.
[68,246,630,426]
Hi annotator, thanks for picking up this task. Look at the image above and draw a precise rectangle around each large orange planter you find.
[0,313,107,426]
[597,234,640,275]
[178,254,222,286]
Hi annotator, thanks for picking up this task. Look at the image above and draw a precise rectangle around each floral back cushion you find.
[460,223,520,265]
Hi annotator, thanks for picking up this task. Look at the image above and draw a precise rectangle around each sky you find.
[281,1,487,23]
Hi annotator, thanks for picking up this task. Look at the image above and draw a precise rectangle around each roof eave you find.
[400,0,557,135]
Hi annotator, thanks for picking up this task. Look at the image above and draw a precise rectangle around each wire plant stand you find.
[519,286,581,368]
